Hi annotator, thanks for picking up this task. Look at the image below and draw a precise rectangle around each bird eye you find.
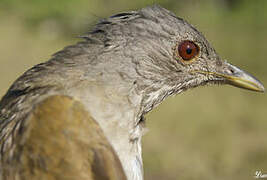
[178,41,199,61]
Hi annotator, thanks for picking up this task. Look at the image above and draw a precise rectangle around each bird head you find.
[79,5,264,114]
[95,5,264,113]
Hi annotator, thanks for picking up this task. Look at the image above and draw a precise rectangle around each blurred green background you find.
[0,0,266,179]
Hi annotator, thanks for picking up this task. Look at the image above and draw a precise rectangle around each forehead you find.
[140,6,219,60]
[101,5,216,58]
[139,6,209,43]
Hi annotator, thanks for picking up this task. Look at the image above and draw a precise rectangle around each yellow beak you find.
[193,63,265,92]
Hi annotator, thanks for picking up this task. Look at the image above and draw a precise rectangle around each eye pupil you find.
[178,40,199,61]
[186,48,192,54]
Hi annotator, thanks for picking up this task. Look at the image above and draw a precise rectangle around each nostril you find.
[230,68,235,74]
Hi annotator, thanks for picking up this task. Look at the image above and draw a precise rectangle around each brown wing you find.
[1,95,126,180]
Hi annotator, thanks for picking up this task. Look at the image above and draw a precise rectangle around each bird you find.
[0,5,264,180]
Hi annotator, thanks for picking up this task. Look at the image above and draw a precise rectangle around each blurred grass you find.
[0,0,267,179]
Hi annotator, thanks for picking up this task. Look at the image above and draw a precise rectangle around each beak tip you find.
[258,84,265,93]
[251,79,265,93]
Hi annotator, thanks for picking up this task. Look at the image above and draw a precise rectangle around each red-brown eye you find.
[178,41,199,61]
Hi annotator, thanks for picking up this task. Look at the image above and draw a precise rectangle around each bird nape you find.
[0,5,264,180]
